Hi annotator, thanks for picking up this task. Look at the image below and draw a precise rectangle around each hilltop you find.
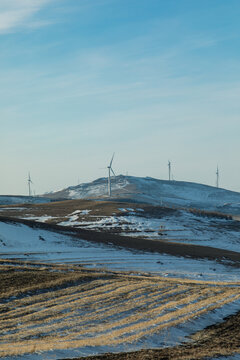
[45,175,240,214]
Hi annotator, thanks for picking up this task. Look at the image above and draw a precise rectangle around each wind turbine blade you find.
[109,153,115,167]
[111,168,116,177]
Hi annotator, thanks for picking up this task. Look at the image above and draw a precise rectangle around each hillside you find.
[45,175,240,214]
[0,195,52,206]
[0,179,240,359]
[0,218,240,359]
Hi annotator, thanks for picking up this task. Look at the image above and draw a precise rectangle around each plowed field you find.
[0,260,239,359]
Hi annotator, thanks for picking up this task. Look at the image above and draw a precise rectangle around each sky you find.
[0,0,240,195]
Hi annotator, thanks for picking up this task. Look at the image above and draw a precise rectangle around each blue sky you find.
[0,0,240,194]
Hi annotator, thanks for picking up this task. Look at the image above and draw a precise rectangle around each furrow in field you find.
[0,278,136,324]
[0,280,152,331]
[67,287,224,340]
[0,277,118,313]
[1,284,186,341]
[1,291,239,357]
[118,290,240,344]
[1,286,219,344]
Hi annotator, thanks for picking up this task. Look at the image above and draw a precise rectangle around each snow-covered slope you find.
[45,176,130,200]
[0,219,239,282]
[45,175,240,214]
[56,208,240,254]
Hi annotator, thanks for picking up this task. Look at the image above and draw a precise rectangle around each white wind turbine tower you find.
[28,172,33,197]
[168,160,171,181]
[107,153,116,197]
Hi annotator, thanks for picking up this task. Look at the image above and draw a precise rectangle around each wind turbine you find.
[28,172,33,197]
[168,160,171,181]
[216,166,219,188]
[107,153,116,197]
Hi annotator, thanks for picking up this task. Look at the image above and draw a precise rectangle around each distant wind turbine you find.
[216,166,219,188]
[28,172,33,196]
[168,160,171,181]
[107,153,116,197]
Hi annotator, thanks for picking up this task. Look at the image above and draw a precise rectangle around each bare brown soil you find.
[0,199,178,220]
[0,198,234,226]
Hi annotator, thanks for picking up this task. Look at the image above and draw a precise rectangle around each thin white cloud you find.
[0,0,51,33]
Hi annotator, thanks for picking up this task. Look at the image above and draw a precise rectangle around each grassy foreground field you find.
[0,259,240,359]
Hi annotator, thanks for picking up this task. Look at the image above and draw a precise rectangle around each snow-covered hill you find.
[45,175,240,214]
